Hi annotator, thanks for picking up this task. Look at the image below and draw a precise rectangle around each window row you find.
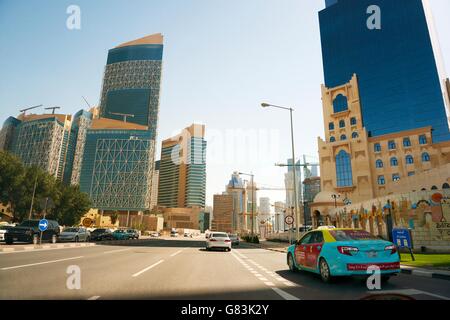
[328,118,357,131]
[377,174,402,185]
[375,153,430,168]
[373,135,428,152]
[330,132,359,142]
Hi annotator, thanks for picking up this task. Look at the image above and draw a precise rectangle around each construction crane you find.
[109,112,135,123]
[45,106,61,115]
[82,96,91,109]
[276,154,320,181]
[19,104,43,117]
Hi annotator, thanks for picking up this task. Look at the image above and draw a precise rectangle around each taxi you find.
[287,227,400,283]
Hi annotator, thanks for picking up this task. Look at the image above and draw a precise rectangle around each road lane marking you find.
[132,260,164,277]
[88,296,100,300]
[103,248,130,254]
[264,282,275,286]
[170,250,183,257]
[272,287,301,300]
[1,256,83,270]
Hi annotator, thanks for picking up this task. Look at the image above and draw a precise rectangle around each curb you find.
[0,242,96,253]
[400,266,450,281]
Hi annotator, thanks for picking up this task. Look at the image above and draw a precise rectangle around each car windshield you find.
[93,229,107,233]
[330,230,378,241]
[212,233,228,238]
[63,228,78,232]
[115,230,125,233]
[19,220,39,227]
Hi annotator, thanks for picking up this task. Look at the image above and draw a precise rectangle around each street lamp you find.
[239,172,255,236]
[261,102,300,241]
[331,193,341,227]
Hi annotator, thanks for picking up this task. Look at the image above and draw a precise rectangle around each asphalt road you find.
[0,238,449,300]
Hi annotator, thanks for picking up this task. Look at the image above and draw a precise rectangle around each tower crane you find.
[19,104,43,117]
[45,106,61,114]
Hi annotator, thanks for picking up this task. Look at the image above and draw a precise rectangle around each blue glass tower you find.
[319,0,450,142]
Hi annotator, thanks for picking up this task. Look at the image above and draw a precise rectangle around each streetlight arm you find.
[261,103,293,111]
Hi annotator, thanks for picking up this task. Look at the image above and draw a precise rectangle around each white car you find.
[205,232,232,252]
[0,225,14,242]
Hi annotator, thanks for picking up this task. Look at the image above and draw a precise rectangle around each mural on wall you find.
[327,190,450,244]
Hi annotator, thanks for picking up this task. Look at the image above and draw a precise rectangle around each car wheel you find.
[319,258,332,283]
[5,238,13,245]
[32,234,39,245]
[74,236,79,243]
[51,234,57,244]
[288,253,297,272]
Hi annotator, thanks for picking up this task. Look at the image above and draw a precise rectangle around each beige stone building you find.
[313,74,450,226]
[211,194,233,233]
[162,206,202,230]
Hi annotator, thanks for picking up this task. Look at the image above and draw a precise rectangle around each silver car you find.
[59,227,90,242]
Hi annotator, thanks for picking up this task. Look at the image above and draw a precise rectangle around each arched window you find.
[422,152,430,162]
[431,186,438,190]
[390,157,398,167]
[378,176,385,185]
[443,183,450,189]
[350,117,357,126]
[329,122,335,131]
[374,143,381,153]
[392,174,401,182]
[333,94,348,113]
[388,140,396,150]
[339,120,346,128]
[405,155,414,164]
[352,132,359,139]
[419,135,427,145]
[340,134,347,141]
[335,150,353,187]
[376,160,383,168]
[421,188,427,191]
[330,136,336,143]
[403,137,411,147]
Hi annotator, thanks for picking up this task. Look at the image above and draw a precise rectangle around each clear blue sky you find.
[1,0,450,208]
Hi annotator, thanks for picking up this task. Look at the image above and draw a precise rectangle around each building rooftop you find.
[18,114,71,123]
[115,33,164,48]
[90,118,148,130]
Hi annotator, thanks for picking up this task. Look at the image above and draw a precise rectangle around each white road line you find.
[258,277,269,281]
[170,250,183,257]
[272,287,301,300]
[1,256,83,270]
[132,260,164,277]
[265,282,275,286]
[103,248,130,254]
[88,296,100,300]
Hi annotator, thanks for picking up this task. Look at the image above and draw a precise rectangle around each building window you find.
[388,140,396,150]
[443,183,450,189]
[405,155,414,164]
[335,150,353,187]
[403,137,411,147]
[350,117,357,126]
[390,157,398,167]
[374,143,381,153]
[339,120,346,128]
[352,132,359,139]
[422,152,430,162]
[340,134,347,141]
[419,135,427,145]
[392,174,401,182]
[431,186,438,190]
[329,122,335,131]
[408,172,415,177]
[378,176,385,185]
[333,94,348,113]
[376,160,384,168]
[330,136,336,143]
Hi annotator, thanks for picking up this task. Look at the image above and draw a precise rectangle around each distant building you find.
[162,206,202,230]
[198,211,210,233]
[273,201,286,232]
[211,194,233,233]
[150,160,160,210]
[258,197,271,225]
[226,172,248,232]
[303,177,321,225]
[284,158,302,210]
[158,124,207,208]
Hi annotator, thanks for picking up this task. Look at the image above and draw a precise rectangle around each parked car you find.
[228,234,240,246]
[170,230,178,237]
[91,228,114,241]
[206,232,232,252]
[149,231,160,237]
[286,227,400,283]
[126,229,139,239]
[112,229,131,240]
[5,219,60,245]
[0,225,15,242]
[59,227,90,242]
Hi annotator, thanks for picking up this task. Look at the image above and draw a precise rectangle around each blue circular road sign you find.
[38,219,48,232]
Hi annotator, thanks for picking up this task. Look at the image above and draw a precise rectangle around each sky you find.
[1,0,450,209]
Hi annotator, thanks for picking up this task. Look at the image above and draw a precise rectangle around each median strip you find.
[1,256,83,270]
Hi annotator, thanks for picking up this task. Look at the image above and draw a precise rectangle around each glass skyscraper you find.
[319,0,450,142]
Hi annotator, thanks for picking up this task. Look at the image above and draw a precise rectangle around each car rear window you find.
[19,221,39,227]
[212,233,228,238]
[330,230,378,241]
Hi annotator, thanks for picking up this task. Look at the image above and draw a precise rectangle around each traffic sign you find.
[38,219,48,232]
[285,215,294,226]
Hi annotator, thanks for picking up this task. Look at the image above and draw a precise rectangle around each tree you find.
[110,211,119,225]
[49,183,91,226]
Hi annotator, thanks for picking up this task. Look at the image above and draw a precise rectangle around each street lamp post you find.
[331,193,341,227]
[261,103,300,241]
[239,172,255,236]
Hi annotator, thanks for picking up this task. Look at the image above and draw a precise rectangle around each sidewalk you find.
[244,240,450,281]
[0,242,96,253]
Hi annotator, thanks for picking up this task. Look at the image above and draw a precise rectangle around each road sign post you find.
[285,215,294,244]
[38,219,48,246]
[392,228,415,261]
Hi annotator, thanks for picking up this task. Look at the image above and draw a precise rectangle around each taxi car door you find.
[295,233,312,267]
[306,231,324,269]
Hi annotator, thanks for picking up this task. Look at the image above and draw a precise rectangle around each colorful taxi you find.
[287,227,400,283]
